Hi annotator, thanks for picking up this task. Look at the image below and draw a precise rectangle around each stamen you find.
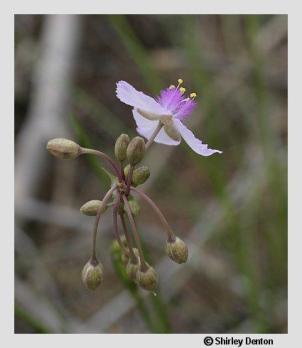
[169,84,175,89]
[179,87,186,94]
[176,78,184,89]
[190,92,197,99]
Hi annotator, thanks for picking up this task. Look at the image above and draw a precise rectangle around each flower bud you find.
[81,259,104,290]
[166,237,188,264]
[123,164,130,178]
[126,136,145,165]
[136,264,158,291]
[128,198,140,216]
[132,166,150,186]
[47,138,81,159]
[80,200,107,216]
[115,133,130,162]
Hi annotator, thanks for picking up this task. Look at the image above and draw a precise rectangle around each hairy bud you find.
[128,197,140,216]
[132,166,150,186]
[126,136,145,165]
[47,138,81,159]
[81,259,104,290]
[80,200,107,216]
[166,237,188,264]
[115,133,130,162]
[136,264,158,291]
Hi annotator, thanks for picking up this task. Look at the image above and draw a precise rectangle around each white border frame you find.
[1,1,299,347]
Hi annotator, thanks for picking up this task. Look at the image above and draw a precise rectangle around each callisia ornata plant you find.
[46,79,222,292]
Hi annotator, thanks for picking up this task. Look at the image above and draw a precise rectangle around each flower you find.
[116,79,222,156]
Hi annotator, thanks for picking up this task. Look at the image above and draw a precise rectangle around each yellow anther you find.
[179,87,186,94]
[190,92,197,98]
[169,84,176,89]
[177,78,184,85]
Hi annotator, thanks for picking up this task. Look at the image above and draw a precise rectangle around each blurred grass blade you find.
[108,15,162,93]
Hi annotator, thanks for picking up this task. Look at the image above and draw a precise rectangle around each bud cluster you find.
[46,128,189,293]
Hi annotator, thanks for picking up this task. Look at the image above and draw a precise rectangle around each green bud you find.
[128,198,140,216]
[80,200,107,216]
[132,166,150,186]
[81,259,104,290]
[115,133,130,162]
[166,237,188,264]
[136,264,158,291]
[47,138,81,159]
[126,136,145,165]
[123,164,130,178]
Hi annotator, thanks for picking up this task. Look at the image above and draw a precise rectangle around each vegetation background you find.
[14,14,287,333]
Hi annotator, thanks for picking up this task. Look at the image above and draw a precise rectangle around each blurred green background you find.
[14,15,287,333]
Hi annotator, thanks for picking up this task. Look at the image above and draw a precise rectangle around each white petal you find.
[116,81,166,115]
[132,109,180,146]
[174,119,222,156]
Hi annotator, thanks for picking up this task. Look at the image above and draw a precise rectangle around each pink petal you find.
[132,110,180,146]
[174,119,222,156]
[116,81,166,115]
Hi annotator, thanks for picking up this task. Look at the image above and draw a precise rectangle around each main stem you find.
[91,183,117,260]
[80,147,122,181]
[130,186,176,242]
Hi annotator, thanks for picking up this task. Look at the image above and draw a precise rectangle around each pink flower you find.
[116,80,222,156]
